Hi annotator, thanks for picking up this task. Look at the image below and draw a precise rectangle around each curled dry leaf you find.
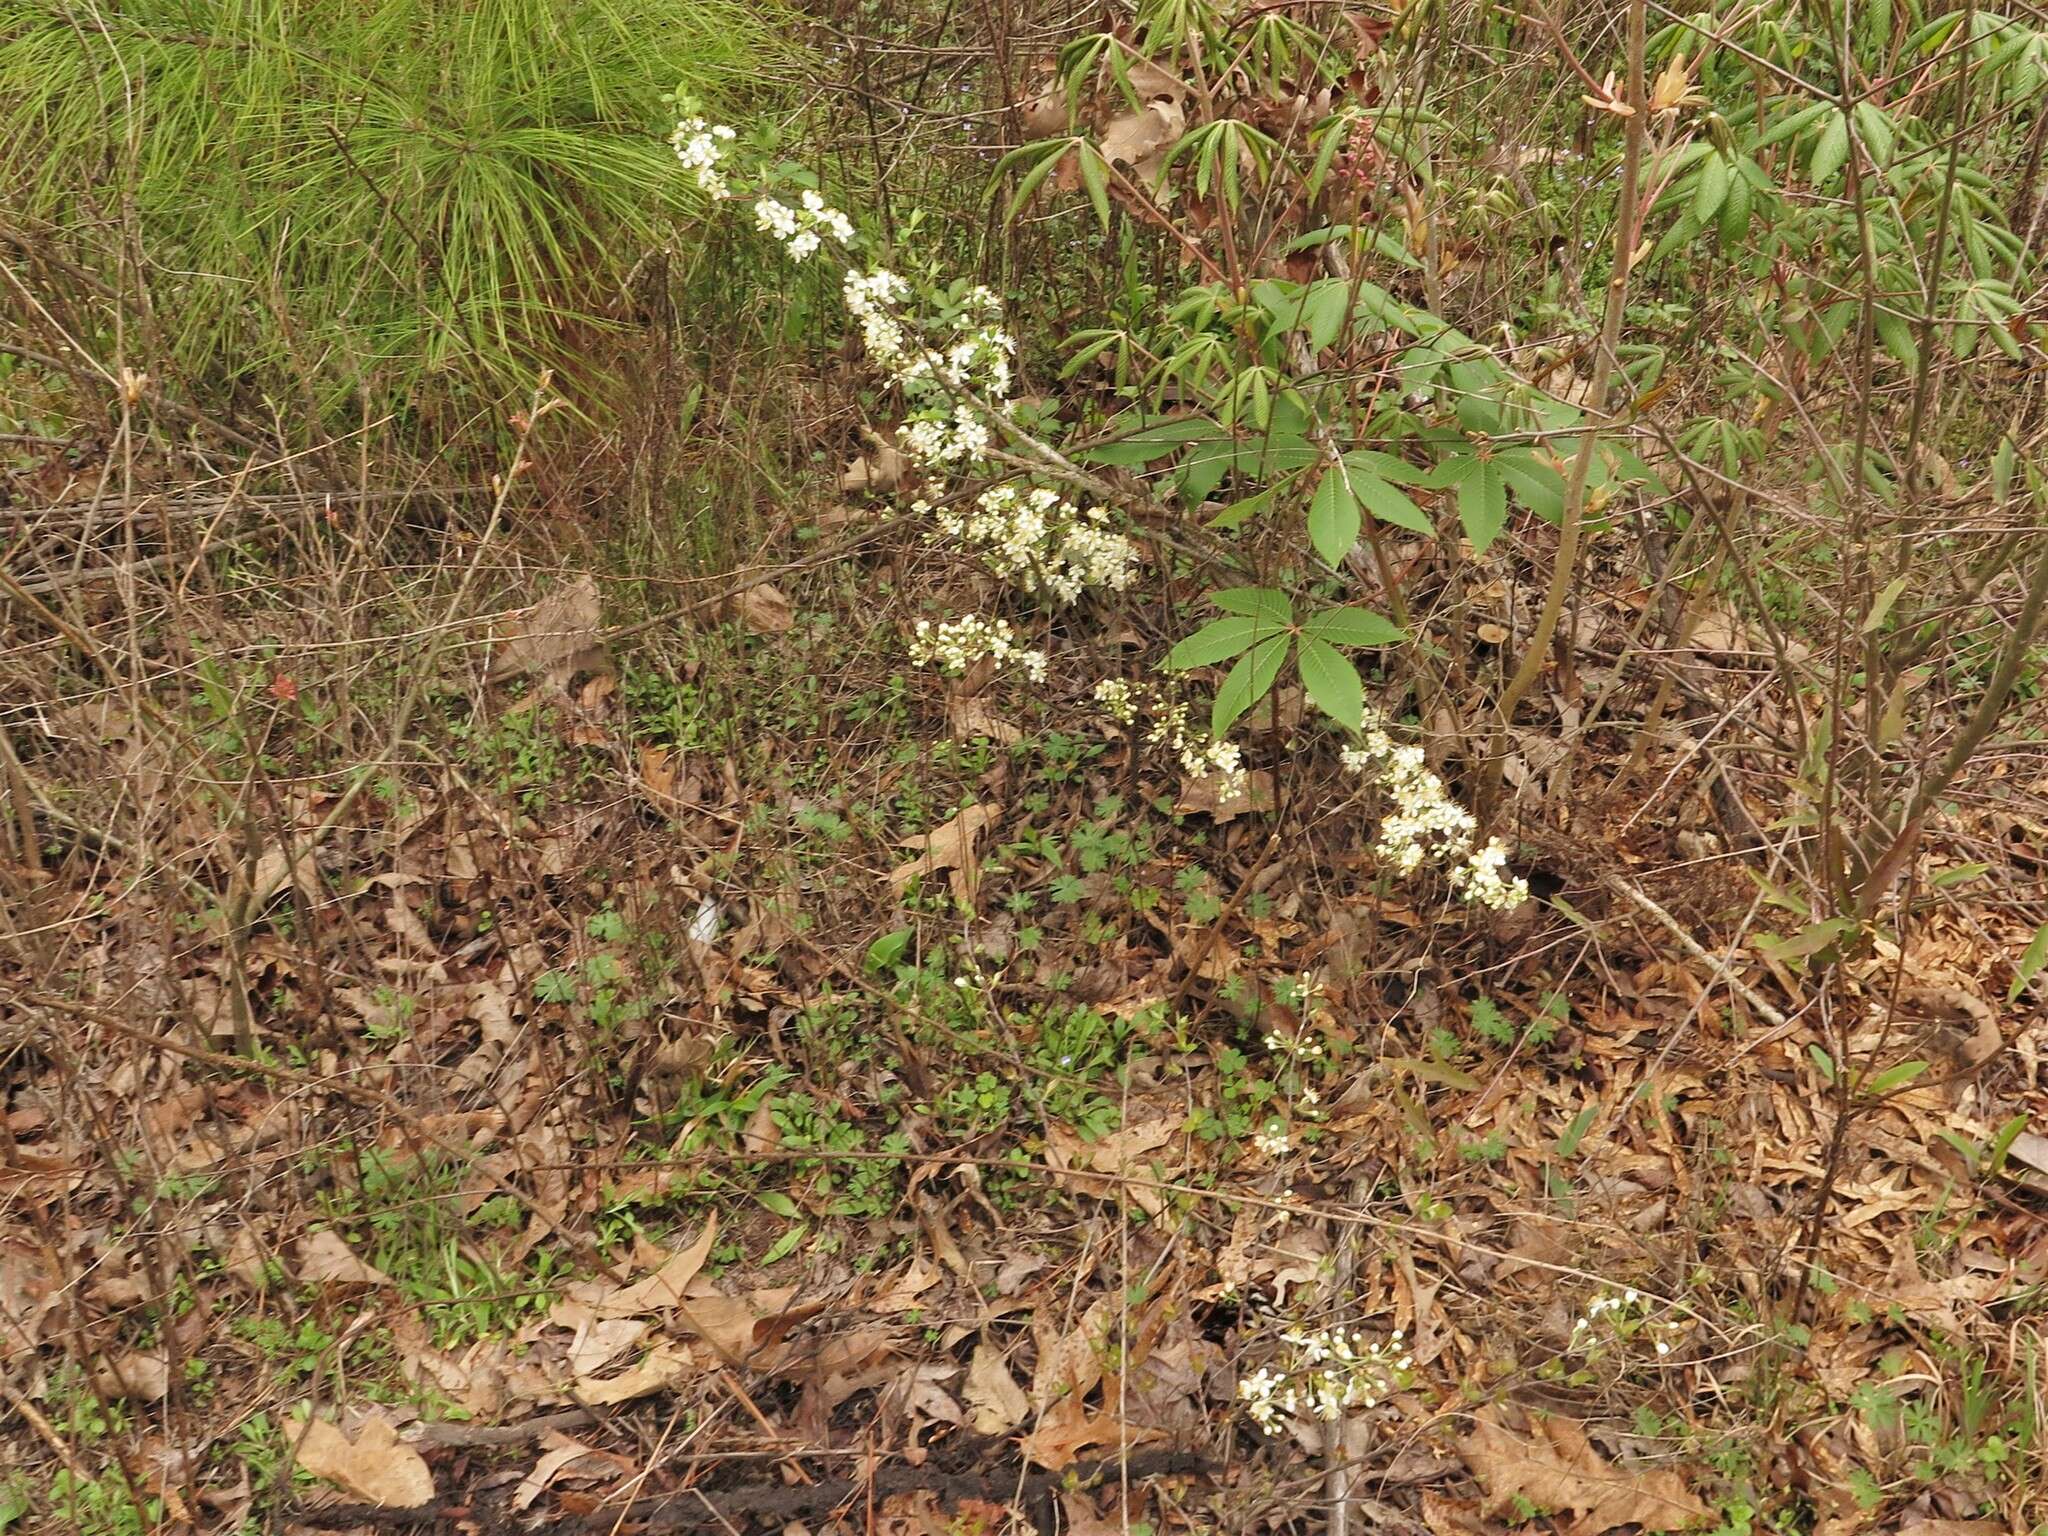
[889,802,1000,901]
[868,1255,942,1314]
[727,581,794,635]
[296,1228,393,1288]
[1044,1114,1182,1215]
[488,573,607,689]
[965,1337,1031,1435]
[92,1351,169,1401]
[291,1413,435,1509]
[1457,1405,1708,1536]
[1100,99,1184,171]
[839,441,906,494]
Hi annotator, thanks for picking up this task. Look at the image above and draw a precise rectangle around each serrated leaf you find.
[1165,614,1263,670]
[1301,606,1404,647]
[1211,633,1290,736]
[1810,112,1850,187]
[1692,154,1731,223]
[1355,469,1433,533]
[1076,142,1112,229]
[1296,637,1363,730]
[1211,587,1293,624]
[1308,464,1362,567]
[1458,459,1509,552]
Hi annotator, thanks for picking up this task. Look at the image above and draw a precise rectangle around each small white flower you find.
[907,614,1046,682]
[1253,1121,1290,1157]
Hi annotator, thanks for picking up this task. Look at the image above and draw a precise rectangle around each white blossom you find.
[907,615,1047,683]
[670,117,738,197]
[1341,724,1528,910]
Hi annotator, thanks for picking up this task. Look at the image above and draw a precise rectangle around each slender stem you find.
[1488,0,1648,784]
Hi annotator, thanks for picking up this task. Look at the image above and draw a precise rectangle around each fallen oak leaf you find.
[1457,1405,1708,1536]
[964,1337,1031,1436]
[296,1228,393,1288]
[889,802,1000,901]
[291,1412,435,1508]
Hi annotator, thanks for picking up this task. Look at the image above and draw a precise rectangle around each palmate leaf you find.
[1301,606,1403,647]
[1165,615,1265,669]
[1308,463,1362,567]
[1212,634,1291,736]
[1211,587,1294,624]
[1295,637,1363,730]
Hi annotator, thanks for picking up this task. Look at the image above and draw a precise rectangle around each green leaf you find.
[1692,153,1731,223]
[761,1223,807,1264]
[865,928,912,971]
[1211,633,1290,736]
[1076,142,1112,230]
[1309,464,1362,567]
[1810,112,1850,187]
[1352,467,1433,533]
[1301,606,1404,647]
[1341,449,1427,484]
[1864,1059,1929,1096]
[1556,1105,1598,1158]
[1809,1043,1837,1083]
[1079,415,1219,467]
[1987,1113,2029,1175]
[2010,921,2048,1003]
[1874,308,1919,371]
[1211,587,1294,624]
[1718,164,1755,247]
[1458,459,1509,552]
[757,1191,801,1218]
[1165,615,1263,670]
[1296,637,1363,730]
[1756,918,1858,963]
[1499,450,1565,525]
[1860,575,1909,633]
[1384,1056,1481,1091]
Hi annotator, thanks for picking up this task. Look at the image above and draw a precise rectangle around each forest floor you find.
[6,421,2048,1536]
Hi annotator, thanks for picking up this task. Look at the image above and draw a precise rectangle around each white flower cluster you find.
[1091,678,1138,723]
[1569,1287,1686,1359]
[1238,1326,1413,1434]
[1341,722,1529,911]
[754,190,854,260]
[1253,1121,1291,1157]
[900,406,992,467]
[839,272,1017,469]
[670,118,737,198]
[933,485,1139,603]
[907,615,1047,683]
[1090,681,1248,803]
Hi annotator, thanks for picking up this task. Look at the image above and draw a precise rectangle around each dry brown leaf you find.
[1122,57,1188,104]
[510,1432,627,1511]
[593,1218,719,1316]
[1457,1406,1708,1536]
[291,1413,435,1508]
[947,693,1022,746]
[296,1229,393,1288]
[92,1352,168,1401]
[1175,768,1274,823]
[1044,1115,1182,1214]
[728,582,793,635]
[889,803,1000,901]
[965,1338,1031,1435]
[489,574,606,688]
[839,443,906,494]
[1019,1396,1158,1472]
[571,1345,696,1406]
[869,1256,941,1314]
[1100,100,1184,171]
[1030,1294,1117,1411]
[1018,83,1068,138]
